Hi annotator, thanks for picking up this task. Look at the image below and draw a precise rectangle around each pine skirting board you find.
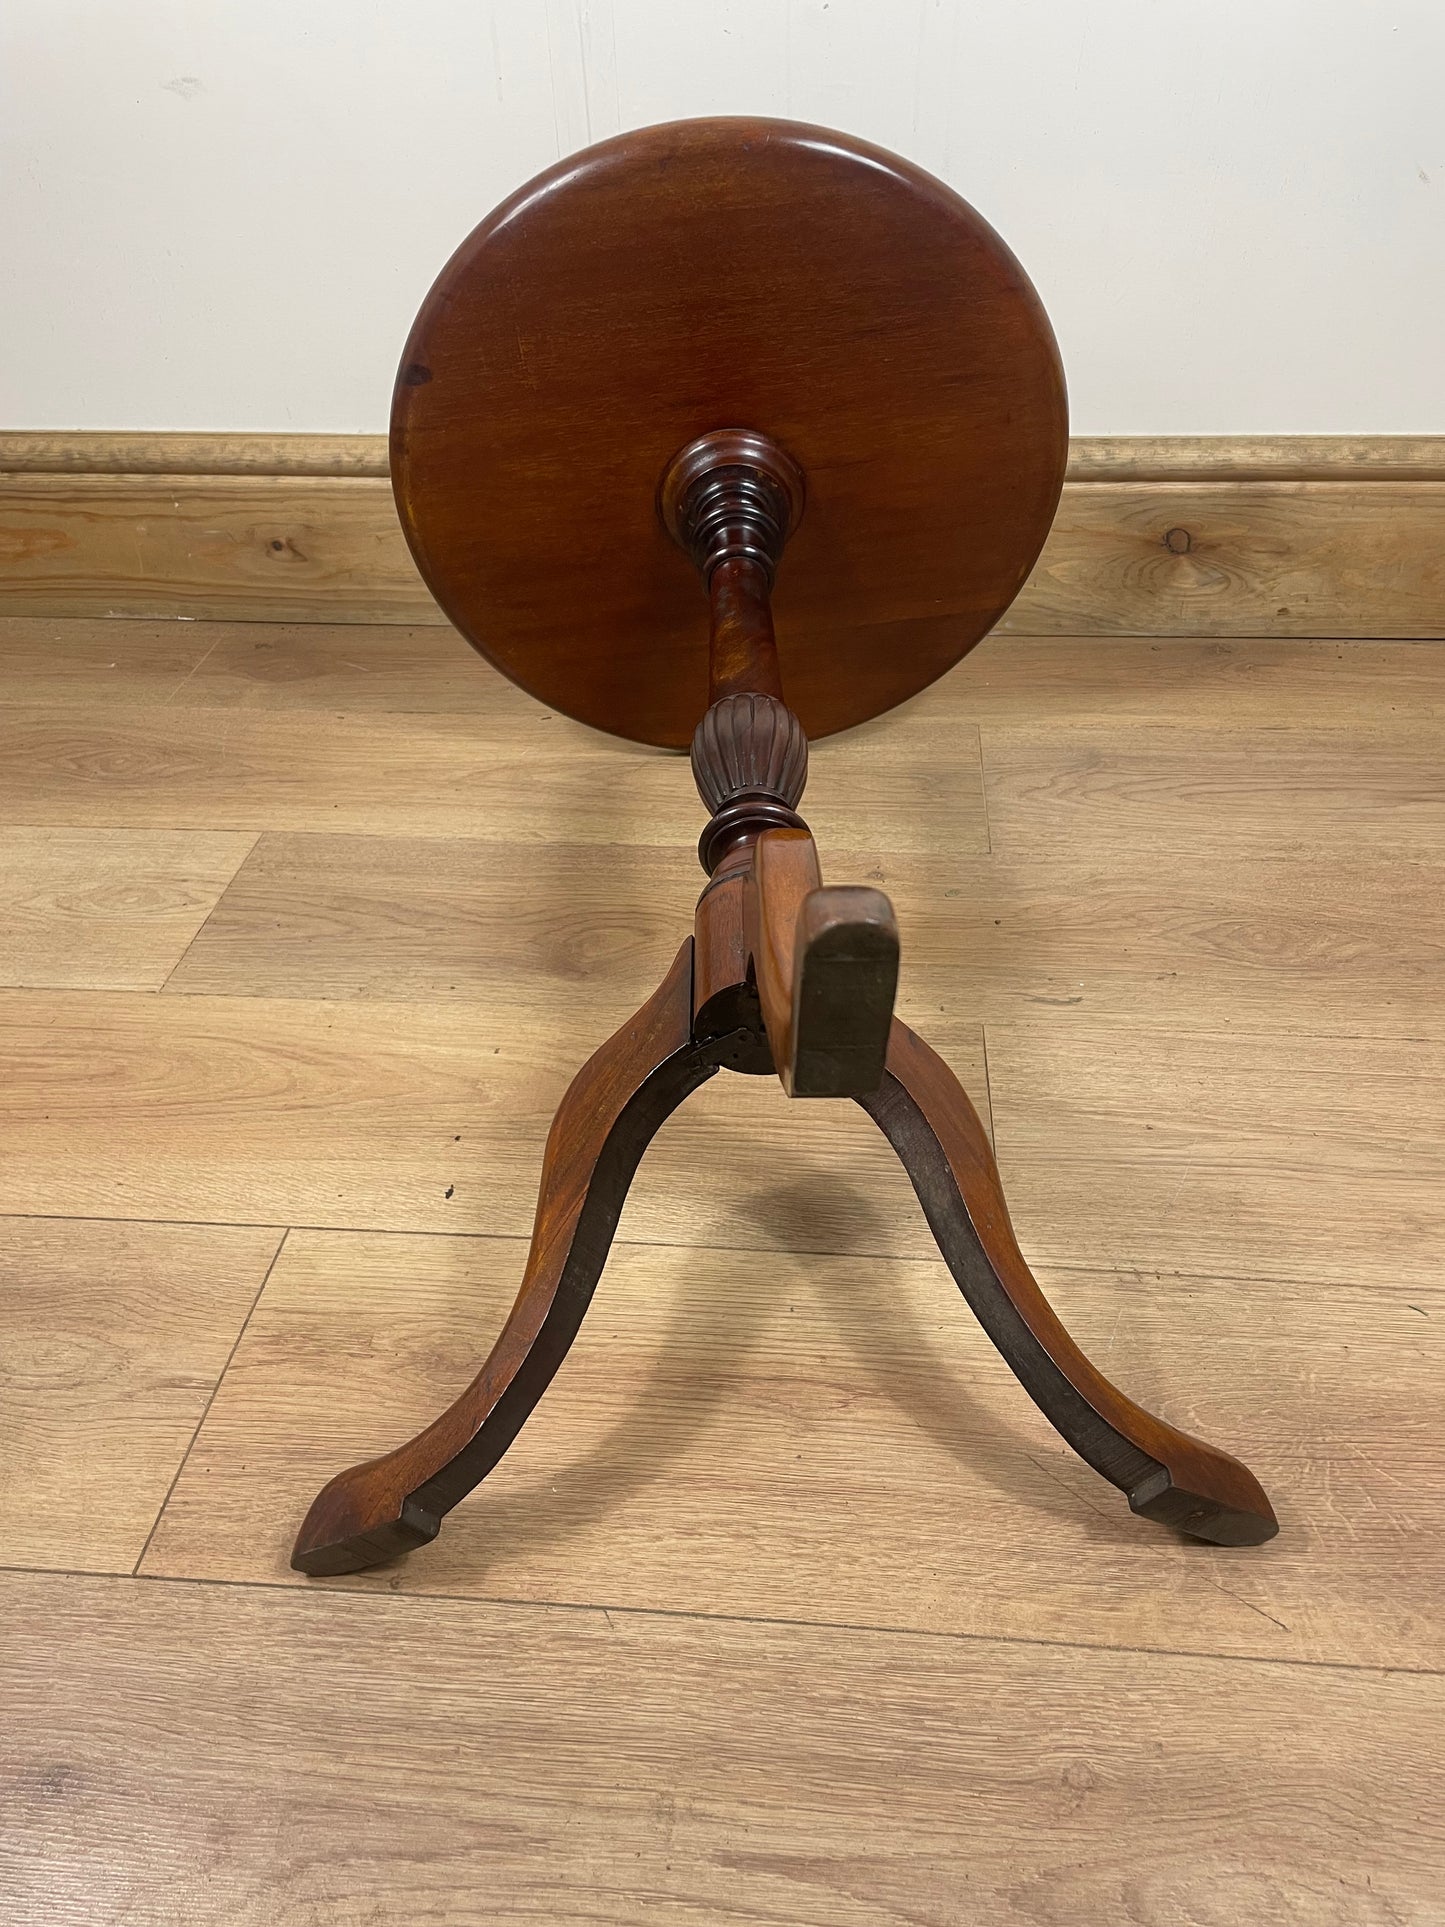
[1,432,1442,634]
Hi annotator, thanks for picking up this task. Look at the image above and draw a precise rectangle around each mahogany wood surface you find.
[673,425,902,1097]
[293,915,1273,1567]
[291,940,726,1574]
[747,827,898,1098]
[391,118,1067,746]
[746,827,821,1091]
[291,117,1273,1577]
[859,1021,1279,1546]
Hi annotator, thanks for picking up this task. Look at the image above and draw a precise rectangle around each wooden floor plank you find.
[7,620,1445,728]
[981,720,1445,856]
[0,702,988,856]
[0,985,988,1246]
[3,1570,1440,1926]
[164,834,702,1005]
[0,827,255,989]
[167,829,1445,1038]
[0,617,489,711]
[0,699,676,841]
[898,846,1445,1035]
[963,631,1445,726]
[985,1021,1445,1291]
[0,1218,282,1571]
[3,616,1444,1920]
[0,617,215,705]
[3,981,1437,1291]
[139,1227,1443,1672]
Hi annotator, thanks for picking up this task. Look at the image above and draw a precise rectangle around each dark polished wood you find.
[747,828,898,1098]
[676,430,812,873]
[671,428,902,1097]
[690,692,808,819]
[291,942,728,1575]
[661,429,802,710]
[659,430,805,597]
[859,1022,1278,1546]
[691,865,774,1077]
[293,920,1273,1572]
[691,691,809,874]
[294,117,1275,1577]
[391,117,1067,747]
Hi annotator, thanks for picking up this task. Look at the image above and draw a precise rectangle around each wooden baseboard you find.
[2,432,1442,634]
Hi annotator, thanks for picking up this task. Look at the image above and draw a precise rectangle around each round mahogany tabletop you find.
[391,117,1068,748]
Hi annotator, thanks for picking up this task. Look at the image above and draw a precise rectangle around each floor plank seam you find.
[0,1207,1424,1296]
[974,721,994,856]
[0,820,709,849]
[12,981,1445,1051]
[153,830,264,993]
[129,1227,291,1576]
[156,633,224,706]
[3,1561,1439,1683]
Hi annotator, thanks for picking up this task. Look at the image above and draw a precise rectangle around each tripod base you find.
[291,938,1276,1578]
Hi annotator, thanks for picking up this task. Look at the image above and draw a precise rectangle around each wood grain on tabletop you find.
[388,120,1066,747]
[6,1569,1439,1927]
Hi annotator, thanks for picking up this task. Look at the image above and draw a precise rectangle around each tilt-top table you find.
[291,117,1277,1577]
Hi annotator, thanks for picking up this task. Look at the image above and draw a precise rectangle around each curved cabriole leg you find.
[292,941,718,1576]
[858,1020,1278,1547]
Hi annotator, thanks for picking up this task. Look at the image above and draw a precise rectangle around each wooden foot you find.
[291,941,721,1575]
[858,1020,1278,1547]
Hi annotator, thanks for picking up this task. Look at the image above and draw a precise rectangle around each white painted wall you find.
[2,0,1441,434]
